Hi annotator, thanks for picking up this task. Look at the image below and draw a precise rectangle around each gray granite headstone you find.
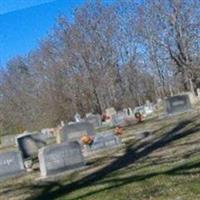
[90,131,121,151]
[16,132,47,159]
[165,94,192,115]
[0,151,24,179]
[38,141,84,177]
[60,122,95,142]
[85,114,102,128]
[111,112,126,126]
[1,135,17,147]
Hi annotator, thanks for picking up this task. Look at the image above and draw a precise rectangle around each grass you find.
[0,110,200,200]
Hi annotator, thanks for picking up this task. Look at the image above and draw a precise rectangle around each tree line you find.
[0,0,200,134]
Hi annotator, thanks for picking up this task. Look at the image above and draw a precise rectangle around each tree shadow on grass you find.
[31,119,200,200]
[65,158,200,200]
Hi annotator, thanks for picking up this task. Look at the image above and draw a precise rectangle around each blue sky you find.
[0,0,85,66]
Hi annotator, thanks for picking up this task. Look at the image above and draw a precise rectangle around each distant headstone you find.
[41,129,54,139]
[0,151,24,179]
[157,98,162,104]
[85,113,93,118]
[90,131,121,151]
[145,100,151,106]
[123,108,128,116]
[59,122,95,143]
[123,108,133,116]
[144,105,154,115]
[1,135,17,147]
[134,106,145,115]
[111,112,126,126]
[165,94,192,115]
[38,141,84,177]
[127,108,133,115]
[197,88,200,98]
[74,113,81,122]
[105,107,117,117]
[181,92,198,105]
[85,114,102,128]
[16,132,47,159]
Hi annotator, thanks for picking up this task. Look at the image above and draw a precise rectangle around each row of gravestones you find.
[71,93,194,129]
[111,94,193,124]
[0,94,192,180]
[84,108,137,128]
[0,122,121,179]
[58,122,122,152]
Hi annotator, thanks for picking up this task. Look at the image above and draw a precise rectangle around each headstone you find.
[59,122,95,143]
[68,121,76,125]
[157,98,162,104]
[197,88,200,99]
[85,113,93,118]
[181,92,198,105]
[145,100,151,107]
[41,129,54,139]
[123,108,128,116]
[134,106,145,116]
[0,151,24,179]
[16,132,47,159]
[38,141,84,177]
[85,114,102,128]
[1,135,17,147]
[155,98,164,112]
[134,105,153,117]
[165,94,192,115]
[105,107,117,117]
[144,105,154,115]
[74,113,81,122]
[127,108,133,115]
[111,112,126,126]
[60,121,65,127]
[90,131,121,151]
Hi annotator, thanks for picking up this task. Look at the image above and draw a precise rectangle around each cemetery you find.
[0,0,200,199]
[0,93,199,199]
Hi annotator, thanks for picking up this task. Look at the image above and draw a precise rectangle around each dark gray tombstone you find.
[16,132,47,159]
[165,94,192,115]
[38,141,85,177]
[90,131,121,151]
[1,135,17,147]
[0,151,24,179]
[60,122,95,142]
[85,114,102,128]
